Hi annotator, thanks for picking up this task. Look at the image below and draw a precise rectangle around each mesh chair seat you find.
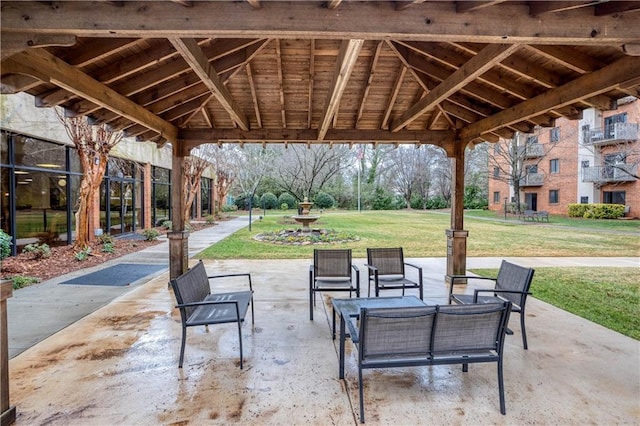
[366,247,424,299]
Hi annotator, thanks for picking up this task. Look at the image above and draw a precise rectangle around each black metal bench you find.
[169,260,254,368]
[345,302,512,423]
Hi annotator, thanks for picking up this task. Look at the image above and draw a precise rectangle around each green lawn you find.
[199,209,640,340]
[199,210,640,259]
[470,267,640,340]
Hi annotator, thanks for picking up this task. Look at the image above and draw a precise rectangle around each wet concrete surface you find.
[7,252,640,424]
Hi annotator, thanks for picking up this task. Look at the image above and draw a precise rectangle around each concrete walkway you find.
[7,216,252,358]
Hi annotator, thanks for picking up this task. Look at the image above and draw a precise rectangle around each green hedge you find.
[568,203,625,219]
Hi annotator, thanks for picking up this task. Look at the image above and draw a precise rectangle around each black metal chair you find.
[365,247,423,299]
[309,249,359,320]
[449,260,535,349]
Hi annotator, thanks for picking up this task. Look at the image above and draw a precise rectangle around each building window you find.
[604,113,627,138]
[526,164,538,174]
[526,135,538,144]
[581,160,590,168]
[550,127,560,143]
[580,196,589,204]
[493,143,501,155]
[549,190,559,204]
[550,159,560,173]
[493,167,500,178]
[152,166,171,226]
[603,191,625,205]
[493,191,501,203]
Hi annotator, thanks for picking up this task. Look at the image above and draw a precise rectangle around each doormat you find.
[60,263,167,286]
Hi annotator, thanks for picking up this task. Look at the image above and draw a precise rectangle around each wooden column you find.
[445,141,468,286]
[1,280,16,426]
[169,143,189,280]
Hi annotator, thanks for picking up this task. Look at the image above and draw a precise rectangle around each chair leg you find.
[520,312,528,350]
[310,289,314,321]
[179,326,187,368]
[237,319,244,369]
[358,367,365,423]
[498,358,506,414]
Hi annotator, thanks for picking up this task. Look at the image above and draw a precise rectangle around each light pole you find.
[504,197,508,220]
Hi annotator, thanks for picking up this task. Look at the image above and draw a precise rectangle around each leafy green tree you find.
[314,191,335,209]
[260,192,279,209]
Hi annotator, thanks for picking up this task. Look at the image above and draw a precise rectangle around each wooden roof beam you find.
[391,43,520,132]
[169,37,249,130]
[459,56,640,142]
[2,48,178,143]
[528,1,604,16]
[456,1,508,13]
[4,1,638,45]
[356,40,383,128]
[318,39,364,140]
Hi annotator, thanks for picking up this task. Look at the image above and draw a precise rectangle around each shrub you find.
[161,220,172,230]
[278,193,296,210]
[410,195,425,209]
[0,230,12,260]
[101,242,115,253]
[425,196,449,210]
[11,275,40,290]
[142,228,160,241]
[205,215,216,225]
[568,203,624,219]
[234,193,259,210]
[221,204,238,212]
[23,243,51,259]
[260,192,279,209]
[75,246,92,261]
[97,233,115,244]
[314,191,335,209]
[371,188,394,210]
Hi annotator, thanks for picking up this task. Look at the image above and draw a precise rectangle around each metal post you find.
[504,197,508,220]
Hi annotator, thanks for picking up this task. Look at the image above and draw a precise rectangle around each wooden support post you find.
[169,143,189,280]
[445,141,468,286]
[1,280,16,426]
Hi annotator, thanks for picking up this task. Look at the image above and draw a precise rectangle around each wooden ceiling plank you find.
[63,38,140,67]
[178,93,215,126]
[356,40,383,127]
[395,0,426,11]
[456,1,508,13]
[459,56,640,141]
[3,48,177,142]
[201,107,214,128]
[595,1,640,15]
[390,43,520,132]
[381,65,406,130]
[528,1,602,16]
[170,37,249,130]
[318,39,364,140]
[0,74,40,94]
[4,1,639,45]
[246,63,262,128]
[529,45,604,73]
[1,33,76,60]
[307,39,315,128]
[275,39,286,128]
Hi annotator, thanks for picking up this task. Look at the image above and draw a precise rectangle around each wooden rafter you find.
[307,39,315,128]
[318,39,364,140]
[456,1,508,13]
[528,1,603,16]
[3,48,178,142]
[275,39,286,128]
[356,40,383,127]
[170,38,249,130]
[246,63,262,128]
[381,65,406,130]
[391,43,520,132]
[459,55,640,142]
[3,1,638,45]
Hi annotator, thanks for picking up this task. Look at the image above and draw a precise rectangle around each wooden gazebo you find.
[2,1,639,280]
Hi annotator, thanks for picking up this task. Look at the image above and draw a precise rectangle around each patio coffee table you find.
[332,296,427,379]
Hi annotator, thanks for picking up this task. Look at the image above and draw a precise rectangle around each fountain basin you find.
[291,215,320,232]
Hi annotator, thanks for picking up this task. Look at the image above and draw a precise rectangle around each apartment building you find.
[488,97,639,217]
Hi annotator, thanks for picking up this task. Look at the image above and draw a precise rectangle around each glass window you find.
[493,167,500,178]
[581,160,589,168]
[493,191,500,203]
[580,196,589,204]
[549,190,559,204]
[603,191,625,204]
[14,136,66,170]
[1,132,9,165]
[550,127,560,143]
[526,135,538,144]
[526,165,538,174]
[550,159,560,173]
[201,177,211,216]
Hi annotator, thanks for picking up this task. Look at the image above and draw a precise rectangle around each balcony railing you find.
[518,143,545,158]
[582,164,638,183]
[586,123,639,146]
[519,173,544,186]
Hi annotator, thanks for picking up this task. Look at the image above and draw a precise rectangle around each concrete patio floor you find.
[7,257,640,425]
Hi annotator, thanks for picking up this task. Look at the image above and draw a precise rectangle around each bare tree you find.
[272,144,353,201]
[58,113,122,249]
[183,144,217,224]
[208,145,240,215]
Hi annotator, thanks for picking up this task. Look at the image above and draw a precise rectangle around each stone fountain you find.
[291,197,320,232]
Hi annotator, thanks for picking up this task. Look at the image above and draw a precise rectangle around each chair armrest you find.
[351,264,360,285]
[364,264,377,273]
[472,288,532,302]
[449,275,497,282]
[176,299,240,309]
